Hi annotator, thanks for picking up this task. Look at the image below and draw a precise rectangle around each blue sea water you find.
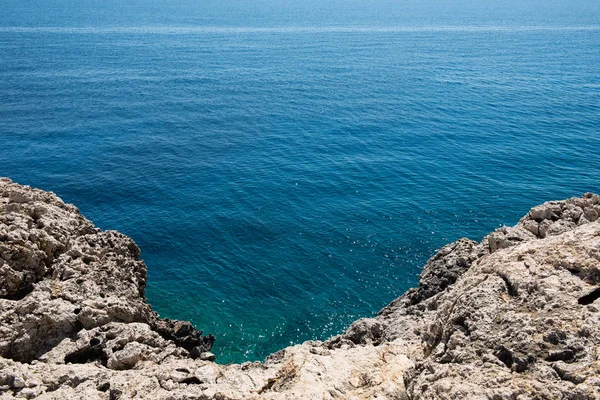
[1,0,599,363]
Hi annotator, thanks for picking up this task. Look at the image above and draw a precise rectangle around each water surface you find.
[1,0,599,362]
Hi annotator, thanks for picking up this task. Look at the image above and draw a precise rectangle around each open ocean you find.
[1,0,599,363]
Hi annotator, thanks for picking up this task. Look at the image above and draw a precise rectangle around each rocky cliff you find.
[0,178,599,399]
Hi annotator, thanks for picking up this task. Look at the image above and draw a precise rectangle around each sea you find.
[1,0,599,363]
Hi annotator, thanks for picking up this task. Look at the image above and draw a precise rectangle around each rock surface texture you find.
[1,178,599,399]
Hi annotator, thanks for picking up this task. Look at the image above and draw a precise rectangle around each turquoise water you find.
[1,0,599,363]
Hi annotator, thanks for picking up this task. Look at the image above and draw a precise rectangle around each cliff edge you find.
[1,178,599,399]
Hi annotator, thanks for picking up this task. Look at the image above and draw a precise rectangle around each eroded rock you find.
[1,179,599,399]
[0,178,213,366]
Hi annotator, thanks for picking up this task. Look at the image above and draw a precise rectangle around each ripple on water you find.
[1,0,599,363]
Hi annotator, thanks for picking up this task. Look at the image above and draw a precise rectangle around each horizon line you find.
[1,25,599,34]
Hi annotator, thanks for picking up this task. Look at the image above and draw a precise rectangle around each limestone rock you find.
[0,178,213,365]
[1,179,599,399]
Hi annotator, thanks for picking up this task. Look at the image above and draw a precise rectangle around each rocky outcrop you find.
[0,179,213,368]
[1,178,599,399]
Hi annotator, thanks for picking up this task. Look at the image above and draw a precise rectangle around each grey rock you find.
[0,178,213,365]
[1,179,599,400]
[199,352,217,362]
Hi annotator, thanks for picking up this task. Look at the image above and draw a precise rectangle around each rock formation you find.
[0,178,599,399]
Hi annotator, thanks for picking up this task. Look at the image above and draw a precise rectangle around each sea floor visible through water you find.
[1,0,599,363]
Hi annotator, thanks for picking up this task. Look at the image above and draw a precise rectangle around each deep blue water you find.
[1,0,599,363]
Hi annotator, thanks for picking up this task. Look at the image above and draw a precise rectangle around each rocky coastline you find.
[0,178,599,399]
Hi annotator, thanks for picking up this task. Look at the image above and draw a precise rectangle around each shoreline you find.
[1,178,599,399]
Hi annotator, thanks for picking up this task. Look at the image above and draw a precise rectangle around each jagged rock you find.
[342,318,385,345]
[1,179,599,399]
[198,352,216,362]
[0,178,213,365]
[153,319,214,353]
[405,238,484,305]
